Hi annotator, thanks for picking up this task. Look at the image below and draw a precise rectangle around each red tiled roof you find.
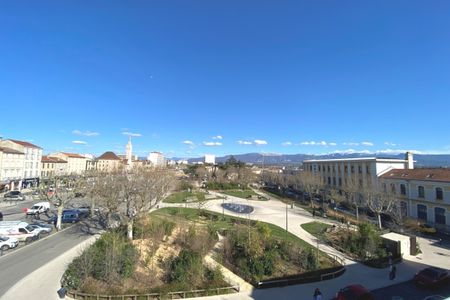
[8,139,42,149]
[61,152,86,159]
[42,156,67,163]
[97,151,121,160]
[381,168,450,182]
[0,147,24,155]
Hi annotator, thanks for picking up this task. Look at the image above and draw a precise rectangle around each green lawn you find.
[163,191,206,203]
[220,189,258,199]
[153,207,334,266]
[301,222,332,237]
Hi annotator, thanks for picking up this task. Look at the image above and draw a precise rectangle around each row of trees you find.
[38,166,175,240]
[261,171,400,229]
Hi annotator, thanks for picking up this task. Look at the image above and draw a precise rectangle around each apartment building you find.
[0,139,43,188]
[0,146,25,191]
[148,151,166,167]
[95,151,122,172]
[49,152,88,175]
[41,156,68,178]
[303,152,414,189]
[381,168,450,231]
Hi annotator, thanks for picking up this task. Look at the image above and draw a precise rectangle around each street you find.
[372,280,450,300]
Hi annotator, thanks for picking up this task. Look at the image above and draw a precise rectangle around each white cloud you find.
[122,131,142,137]
[212,135,223,140]
[254,139,268,145]
[203,141,222,146]
[328,142,337,146]
[182,140,195,146]
[300,141,328,146]
[384,142,397,146]
[238,140,253,145]
[72,130,99,137]
[282,141,292,146]
[361,141,374,147]
[72,140,87,145]
[376,149,422,155]
[326,148,422,155]
[343,142,360,146]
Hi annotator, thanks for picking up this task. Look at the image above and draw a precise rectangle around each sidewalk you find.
[2,234,100,300]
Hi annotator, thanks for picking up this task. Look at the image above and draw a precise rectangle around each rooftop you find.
[41,156,67,163]
[97,151,121,161]
[381,168,450,182]
[60,152,86,159]
[0,147,24,155]
[8,139,42,149]
[303,157,408,163]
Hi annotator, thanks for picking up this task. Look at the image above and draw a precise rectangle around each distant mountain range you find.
[180,153,450,168]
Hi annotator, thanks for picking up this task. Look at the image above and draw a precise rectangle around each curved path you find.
[161,191,450,300]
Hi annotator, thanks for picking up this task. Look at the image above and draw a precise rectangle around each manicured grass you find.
[163,191,206,203]
[220,189,258,199]
[301,222,332,236]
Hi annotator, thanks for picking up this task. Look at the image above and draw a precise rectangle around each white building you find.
[381,168,450,231]
[148,151,165,167]
[126,137,133,169]
[303,152,414,189]
[41,156,68,178]
[49,152,88,175]
[0,139,43,188]
[204,154,216,165]
[0,146,25,191]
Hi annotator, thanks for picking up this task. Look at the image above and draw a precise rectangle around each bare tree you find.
[362,183,396,229]
[342,176,363,221]
[298,172,323,207]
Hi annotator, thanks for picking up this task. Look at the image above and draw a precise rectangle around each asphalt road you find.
[0,223,95,297]
[371,280,450,300]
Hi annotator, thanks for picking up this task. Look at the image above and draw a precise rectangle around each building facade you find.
[0,146,25,191]
[204,154,216,165]
[95,151,122,172]
[148,151,165,167]
[49,152,88,175]
[0,139,42,188]
[381,168,450,231]
[41,156,68,178]
[302,153,414,189]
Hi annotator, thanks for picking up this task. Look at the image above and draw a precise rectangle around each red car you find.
[413,267,449,288]
[335,284,375,300]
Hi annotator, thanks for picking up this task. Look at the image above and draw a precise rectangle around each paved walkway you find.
[4,190,450,300]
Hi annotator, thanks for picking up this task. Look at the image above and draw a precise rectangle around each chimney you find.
[406,152,414,169]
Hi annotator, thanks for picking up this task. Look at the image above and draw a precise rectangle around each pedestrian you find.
[313,288,323,300]
[392,265,397,280]
[312,208,316,218]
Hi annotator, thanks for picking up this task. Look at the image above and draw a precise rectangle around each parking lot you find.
[0,190,92,257]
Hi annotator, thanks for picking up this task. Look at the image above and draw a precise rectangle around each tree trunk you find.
[377,213,382,229]
[57,205,63,231]
[127,219,134,240]
[355,206,359,221]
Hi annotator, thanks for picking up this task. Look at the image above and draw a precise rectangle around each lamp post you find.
[285,202,288,233]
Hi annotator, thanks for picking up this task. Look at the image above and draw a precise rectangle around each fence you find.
[66,285,240,300]
[256,255,346,289]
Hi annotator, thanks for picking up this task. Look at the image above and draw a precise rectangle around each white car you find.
[0,236,19,251]
[29,223,52,234]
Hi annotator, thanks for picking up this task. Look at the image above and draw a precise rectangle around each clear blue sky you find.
[1,1,450,158]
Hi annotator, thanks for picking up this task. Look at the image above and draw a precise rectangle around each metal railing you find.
[66,285,240,300]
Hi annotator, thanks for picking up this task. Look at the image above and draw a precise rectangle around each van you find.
[61,210,80,223]
[0,221,39,242]
[26,202,50,216]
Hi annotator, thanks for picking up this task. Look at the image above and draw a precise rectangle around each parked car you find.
[3,191,25,201]
[0,235,19,250]
[334,284,375,300]
[29,223,53,234]
[0,221,39,242]
[26,202,51,216]
[413,267,449,288]
[75,206,91,218]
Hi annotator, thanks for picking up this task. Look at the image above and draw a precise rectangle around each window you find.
[366,164,371,174]
[391,183,396,194]
[318,166,321,171]
[400,184,406,195]
[338,178,342,186]
[435,207,446,225]
[418,186,425,198]
[417,204,427,221]
[327,166,330,172]
[328,177,331,185]
[338,165,341,172]
[351,166,354,173]
[333,178,336,186]
[358,165,362,174]
[383,183,387,192]
[436,187,443,200]
[400,201,408,217]
[345,166,348,173]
